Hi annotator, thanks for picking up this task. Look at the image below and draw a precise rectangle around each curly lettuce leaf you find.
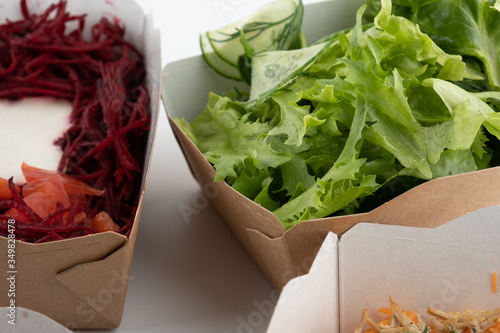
[273,95,380,226]
[413,0,500,89]
[267,90,324,146]
[369,0,500,89]
[178,93,292,182]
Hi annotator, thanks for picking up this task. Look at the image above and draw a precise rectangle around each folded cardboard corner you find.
[55,231,135,328]
[52,200,147,328]
[0,223,134,329]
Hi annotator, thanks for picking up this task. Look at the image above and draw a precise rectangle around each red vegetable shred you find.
[0,0,151,243]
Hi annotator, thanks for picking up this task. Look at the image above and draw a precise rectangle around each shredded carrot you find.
[377,308,393,316]
[486,320,500,332]
[376,308,392,326]
[494,271,498,293]
[492,323,500,331]
[360,299,500,333]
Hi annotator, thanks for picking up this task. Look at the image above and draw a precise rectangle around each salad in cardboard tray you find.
[175,0,500,230]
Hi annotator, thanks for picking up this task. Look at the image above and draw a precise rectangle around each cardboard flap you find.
[286,166,500,238]
[0,232,128,329]
[245,224,337,289]
[267,233,339,333]
[55,240,133,328]
[339,206,500,332]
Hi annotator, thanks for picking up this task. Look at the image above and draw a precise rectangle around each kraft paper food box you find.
[267,206,500,332]
[0,0,161,329]
[162,0,500,290]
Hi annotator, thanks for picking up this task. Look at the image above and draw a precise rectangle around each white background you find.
[97,1,316,332]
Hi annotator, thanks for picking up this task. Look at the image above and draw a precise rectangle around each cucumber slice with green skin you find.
[200,33,243,81]
[200,0,304,82]
[247,41,332,106]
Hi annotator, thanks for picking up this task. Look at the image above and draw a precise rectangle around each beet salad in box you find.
[0,0,151,243]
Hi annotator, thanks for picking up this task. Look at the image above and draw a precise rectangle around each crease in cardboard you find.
[56,241,134,328]
[7,232,128,273]
[55,236,128,276]
[246,228,294,288]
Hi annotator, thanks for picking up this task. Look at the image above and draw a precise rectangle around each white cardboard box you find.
[268,206,500,332]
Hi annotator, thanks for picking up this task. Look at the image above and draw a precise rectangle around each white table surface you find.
[80,1,319,332]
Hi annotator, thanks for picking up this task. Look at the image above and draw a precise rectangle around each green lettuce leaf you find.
[273,95,379,226]
[369,0,500,89]
[181,93,292,182]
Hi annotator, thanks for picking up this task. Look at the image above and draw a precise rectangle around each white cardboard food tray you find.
[268,206,500,332]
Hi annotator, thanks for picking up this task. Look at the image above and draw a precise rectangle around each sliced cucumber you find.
[200,33,243,81]
[200,0,304,82]
[247,42,332,105]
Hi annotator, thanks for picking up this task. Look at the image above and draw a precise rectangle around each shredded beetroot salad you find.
[0,0,151,243]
